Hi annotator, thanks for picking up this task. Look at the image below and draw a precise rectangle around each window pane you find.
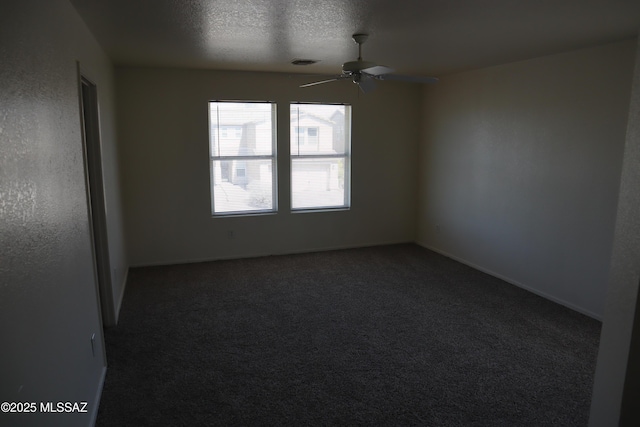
[291,158,346,209]
[212,159,274,213]
[290,104,348,156]
[210,102,273,157]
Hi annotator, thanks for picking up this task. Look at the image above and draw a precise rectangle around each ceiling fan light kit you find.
[301,33,439,93]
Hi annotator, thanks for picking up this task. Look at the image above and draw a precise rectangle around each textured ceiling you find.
[70,0,640,77]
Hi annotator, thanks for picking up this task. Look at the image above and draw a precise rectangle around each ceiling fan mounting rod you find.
[353,33,368,61]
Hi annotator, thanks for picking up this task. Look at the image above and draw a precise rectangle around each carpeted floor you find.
[96,244,601,426]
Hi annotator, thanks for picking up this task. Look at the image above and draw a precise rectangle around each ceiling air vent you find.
[291,59,318,66]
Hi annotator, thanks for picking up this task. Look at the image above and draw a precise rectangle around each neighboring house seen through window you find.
[290,103,351,210]
[209,101,276,215]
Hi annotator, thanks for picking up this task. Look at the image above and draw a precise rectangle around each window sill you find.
[291,207,350,214]
[212,211,277,218]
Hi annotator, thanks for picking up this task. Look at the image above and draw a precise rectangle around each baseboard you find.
[130,240,414,268]
[89,365,107,427]
[415,241,602,321]
[113,267,129,325]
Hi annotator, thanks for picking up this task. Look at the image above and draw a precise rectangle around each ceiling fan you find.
[300,33,439,93]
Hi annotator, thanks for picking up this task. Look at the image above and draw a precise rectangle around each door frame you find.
[78,64,116,328]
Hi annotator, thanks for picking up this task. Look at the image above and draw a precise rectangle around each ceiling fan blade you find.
[362,65,394,76]
[300,75,349,88]
[377,74,439,84]
[357,75,376,93]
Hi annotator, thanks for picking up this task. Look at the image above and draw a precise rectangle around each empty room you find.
[2,0,640,426]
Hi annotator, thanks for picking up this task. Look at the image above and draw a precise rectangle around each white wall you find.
[418,40,636,319]
[116,67,421,266]
[0,0,127,425]
[590,34,640,426]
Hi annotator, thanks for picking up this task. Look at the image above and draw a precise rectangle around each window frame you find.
[208,100,278,216]
[290,102,352,212]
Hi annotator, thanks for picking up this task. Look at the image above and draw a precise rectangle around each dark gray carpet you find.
[96,244,600,426]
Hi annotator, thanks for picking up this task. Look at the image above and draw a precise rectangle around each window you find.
[209,101,276,215]
[221,125,242,139]
[290,103,351,210]
[294,126,320,150]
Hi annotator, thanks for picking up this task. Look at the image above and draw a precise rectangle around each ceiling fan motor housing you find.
[342,60,376,74]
